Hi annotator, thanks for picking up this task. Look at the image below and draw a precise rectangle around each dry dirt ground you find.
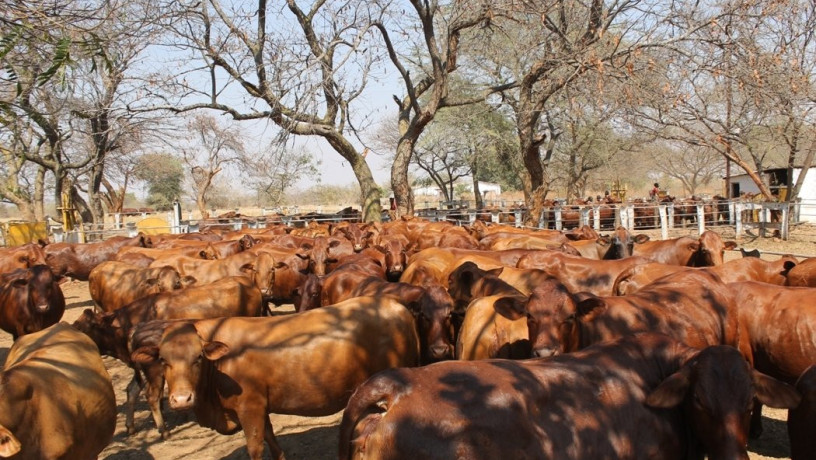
[2,229,814,459]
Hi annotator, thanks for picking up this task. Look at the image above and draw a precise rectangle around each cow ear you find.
[274,261,289,269]
[202,341,230,361]
[0,425,21,457]
[239,263,255,274]
[493,296,526,320]
[300,242,314,251]
[144,277,160,287]
[752,370,801,409]
[645,367,691,408]
[634,234,650,244]
[329,240,342,248]
[575,295,606,318]
[724,241,738,250]
[487,267,505,276]
[373,245,387,254]
[11,278,29,288]
[782,260,797,276]
[131,346,160,364]
[688,241,701,252]
[181,276,197,286]
[596,236,611,247]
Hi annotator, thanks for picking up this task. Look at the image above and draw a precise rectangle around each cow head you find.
[301,237,341,276]
[447,262,504,312]
[72,309,127,360]
[293,273,322,312]
[646,345,800,460]
[375,238,408,282]
[332,223,369,253]
[494,279,578,358]
[413,285,455,363]
[132,321,229,411]
[596,227,649,259]
[689,231,738,266]
[238,234,257,251]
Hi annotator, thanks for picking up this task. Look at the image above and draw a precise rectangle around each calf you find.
[340,334,799,460]
[131,296,420,460]
[0,265,65,340]
[89,261,194,312]
[0,323,116,459]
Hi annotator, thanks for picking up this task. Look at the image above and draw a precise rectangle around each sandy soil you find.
[2,234,812,459]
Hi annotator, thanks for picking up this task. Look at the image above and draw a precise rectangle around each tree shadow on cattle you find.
[219,426,338,460]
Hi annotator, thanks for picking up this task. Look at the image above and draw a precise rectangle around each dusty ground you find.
[2,227,814,459]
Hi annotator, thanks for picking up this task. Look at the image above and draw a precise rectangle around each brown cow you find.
[633,230,737,266]
[516,251,651,296]
[340,334,799,460]
[116,245,219,265]
[89,261,194,312]
[331,222,377,252]
[565,226,650,260]
[148,250,276,297]
[153,234,256,258]
[347,277,455,363]
[729,281,816,437]
[497,270,748,360]
[785,256,816,287]
[789,365,816,460]
[73,276,264,438]
[0,242,47,274]
[0,265,65,340]
[614,256,798,295]
[0,323,116,459]
[43,234,147,280]
[130,296,420,460]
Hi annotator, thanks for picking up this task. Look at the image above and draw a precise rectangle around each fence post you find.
[696,204,705,235]
[593,206,601,231]
[554,206,563,231]
[658,205,668,240]
[114,213,121,230]
[469,210,478,224]
[728,201,735,225]
[628,206,635,230]
[514,210,522,228]
[615,206,623,228]
[580,207,590,227]
[539,208,549,229]
[667,203,675,229]
[781,203,790,240]
[735,202,743,238]
[759,204,767,238]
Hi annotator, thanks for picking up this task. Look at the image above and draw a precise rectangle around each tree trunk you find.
[473,176,483,209]
[34,166,45,220]
[391,138,415,218]
[325,134,382,223]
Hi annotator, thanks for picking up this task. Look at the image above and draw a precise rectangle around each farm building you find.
[412,179,502,198]
[726,167,816,222]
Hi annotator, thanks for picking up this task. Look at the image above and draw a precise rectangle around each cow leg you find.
[143,365,169,439]
[750,400,764,439]
[240,409,283,460]
[125,372,144,435]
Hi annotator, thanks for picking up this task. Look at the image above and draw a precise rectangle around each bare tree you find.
[177,114,246,218]
[652,143,724,196]
[247,145,319,208]
[147,1,384,221]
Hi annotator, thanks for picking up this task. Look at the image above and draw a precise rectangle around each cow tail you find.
[338,371,406,460]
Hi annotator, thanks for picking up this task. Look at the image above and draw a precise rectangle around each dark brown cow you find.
[729,281,816,437]
[89,261,194,312]
[0,323,116,459]
[633,231,737,266]
[497,270,748,360]
[0,265,65,340]
[73,276,264,438]
[347,277,455,363]
[130,297,420,460]
[516,251,651,296]
[0,242,48,274]
[43,234,147,280]
[789,365,816,460]
[614,256,798,295]
[340,334,799,460]
[785,256,816,287]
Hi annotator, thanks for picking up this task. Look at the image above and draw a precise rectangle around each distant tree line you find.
[1,0,814,224]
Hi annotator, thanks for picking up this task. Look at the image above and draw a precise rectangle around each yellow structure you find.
[136,217,169,235]
[1,221,48,247]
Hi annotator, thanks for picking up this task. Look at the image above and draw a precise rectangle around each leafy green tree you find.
[135,153,183,211]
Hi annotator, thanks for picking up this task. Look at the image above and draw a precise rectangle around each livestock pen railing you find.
[419,198,814,241]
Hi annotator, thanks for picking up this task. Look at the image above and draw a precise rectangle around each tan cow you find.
[131,296,420,460]
[89,261,195,312]
[0,323,116,459]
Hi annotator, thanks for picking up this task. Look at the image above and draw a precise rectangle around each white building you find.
[412,179,502,198]
[726,167,816,222]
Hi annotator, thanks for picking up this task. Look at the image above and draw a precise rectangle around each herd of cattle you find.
[2,217,816,459]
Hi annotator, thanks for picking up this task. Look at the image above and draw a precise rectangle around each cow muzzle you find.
[168,391,196,410]
[35,302,50,313]
[429,344,453,361]
[532,347,560,358]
